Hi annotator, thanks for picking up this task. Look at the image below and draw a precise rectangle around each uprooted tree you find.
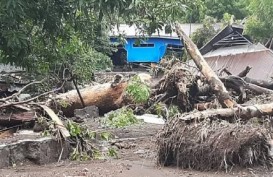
[156,23,273,171]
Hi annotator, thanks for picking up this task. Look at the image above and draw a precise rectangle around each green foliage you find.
[72,47,113,82]
[0,0,189,73]
[57,99,71,109]
[104,108,139,128]
[154,103,181,119]
[203,0,247,20]
[168,105,181,118]
[66,120,116,161]
[244,0,273,42]
[124,0,187,35]
[66,120,95,139]
[180,0,247,23]
[100,131,112,141]
[107,148,118,158]
[154,103,165,117]
[70,150,91,161]
[126,76,151,104]
[191,16,219,48]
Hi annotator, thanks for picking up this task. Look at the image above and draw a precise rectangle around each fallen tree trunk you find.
[180,102,273,122]
[244,77,273,90]
[175,23,236,108]
[221,76,273,94]
[50,82,128,116]
[0,111,35,126]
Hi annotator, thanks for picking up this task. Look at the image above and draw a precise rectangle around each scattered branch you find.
[0,79,46,102]
[0,81,65,109]
[238,66,252,77]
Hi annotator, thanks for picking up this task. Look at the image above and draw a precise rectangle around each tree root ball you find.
[157,119,273,171]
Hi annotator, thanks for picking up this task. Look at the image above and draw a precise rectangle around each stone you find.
[0,146,10,167]
[18,94,31,101]
[0,137,71,168]
[74,106,99,119]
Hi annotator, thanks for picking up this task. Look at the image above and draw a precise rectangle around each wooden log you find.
[194,102,218,111]
[52,82,128,116]
[0,111,35,126]
[244,77,273,90]
[175,23,236,108]
[221,76,273,95]
[238,66,252,77]
[180,102,273,122]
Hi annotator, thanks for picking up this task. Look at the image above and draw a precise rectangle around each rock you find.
[105,68,112,72]
[0,137,71,168]
[18,94,31,101]
[74,106,99,119]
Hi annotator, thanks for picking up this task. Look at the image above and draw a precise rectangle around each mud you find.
[0,121,273,176]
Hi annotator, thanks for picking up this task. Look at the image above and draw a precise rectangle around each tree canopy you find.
[0,0,190,75]
[244,0,273,42]
[0,0,272,76]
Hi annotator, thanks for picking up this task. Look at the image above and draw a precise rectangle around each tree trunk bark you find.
[175,23,236,108]
[50,82,128,117]
[244,77,273,90]
[180,102,273,122]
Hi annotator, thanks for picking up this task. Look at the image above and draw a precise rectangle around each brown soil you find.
[1,121,273,177]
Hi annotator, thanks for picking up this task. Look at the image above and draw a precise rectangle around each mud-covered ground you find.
[1,120,273,177]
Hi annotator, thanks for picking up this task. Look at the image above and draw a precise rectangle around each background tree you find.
[244,0,273,45]
[0,0,190,78]
[191,16,219,48]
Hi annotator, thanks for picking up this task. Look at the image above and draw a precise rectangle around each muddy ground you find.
[1,120,273,177]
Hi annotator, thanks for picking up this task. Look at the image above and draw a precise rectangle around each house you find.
[200,24,273,81]
[109,24,206,65]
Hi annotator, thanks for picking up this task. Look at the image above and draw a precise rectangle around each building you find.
[109,24,204,65]
[200,24,273,81]
[110,36,183,64]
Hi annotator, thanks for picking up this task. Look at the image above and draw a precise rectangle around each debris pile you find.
[157,119,273,171]
[0,23,273,171]
[155,23,273,171]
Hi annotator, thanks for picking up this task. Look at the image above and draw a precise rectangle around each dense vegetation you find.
[0,0,272,77]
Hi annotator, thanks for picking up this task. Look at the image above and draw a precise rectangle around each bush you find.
[103,108,139,128]
[126,75,151,104]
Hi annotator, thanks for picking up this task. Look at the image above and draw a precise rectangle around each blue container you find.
[110,36,184,63]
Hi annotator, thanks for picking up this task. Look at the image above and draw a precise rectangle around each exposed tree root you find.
[157,119,273,171]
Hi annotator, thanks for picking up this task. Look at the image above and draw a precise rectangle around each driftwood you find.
[180,102,273,122]
[175,23,235,108]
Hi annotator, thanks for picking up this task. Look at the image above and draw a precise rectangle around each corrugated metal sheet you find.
[204,43,266,58]
[205,49,273,80]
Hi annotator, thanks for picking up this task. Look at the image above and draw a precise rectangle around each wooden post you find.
[175,23,236,108]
